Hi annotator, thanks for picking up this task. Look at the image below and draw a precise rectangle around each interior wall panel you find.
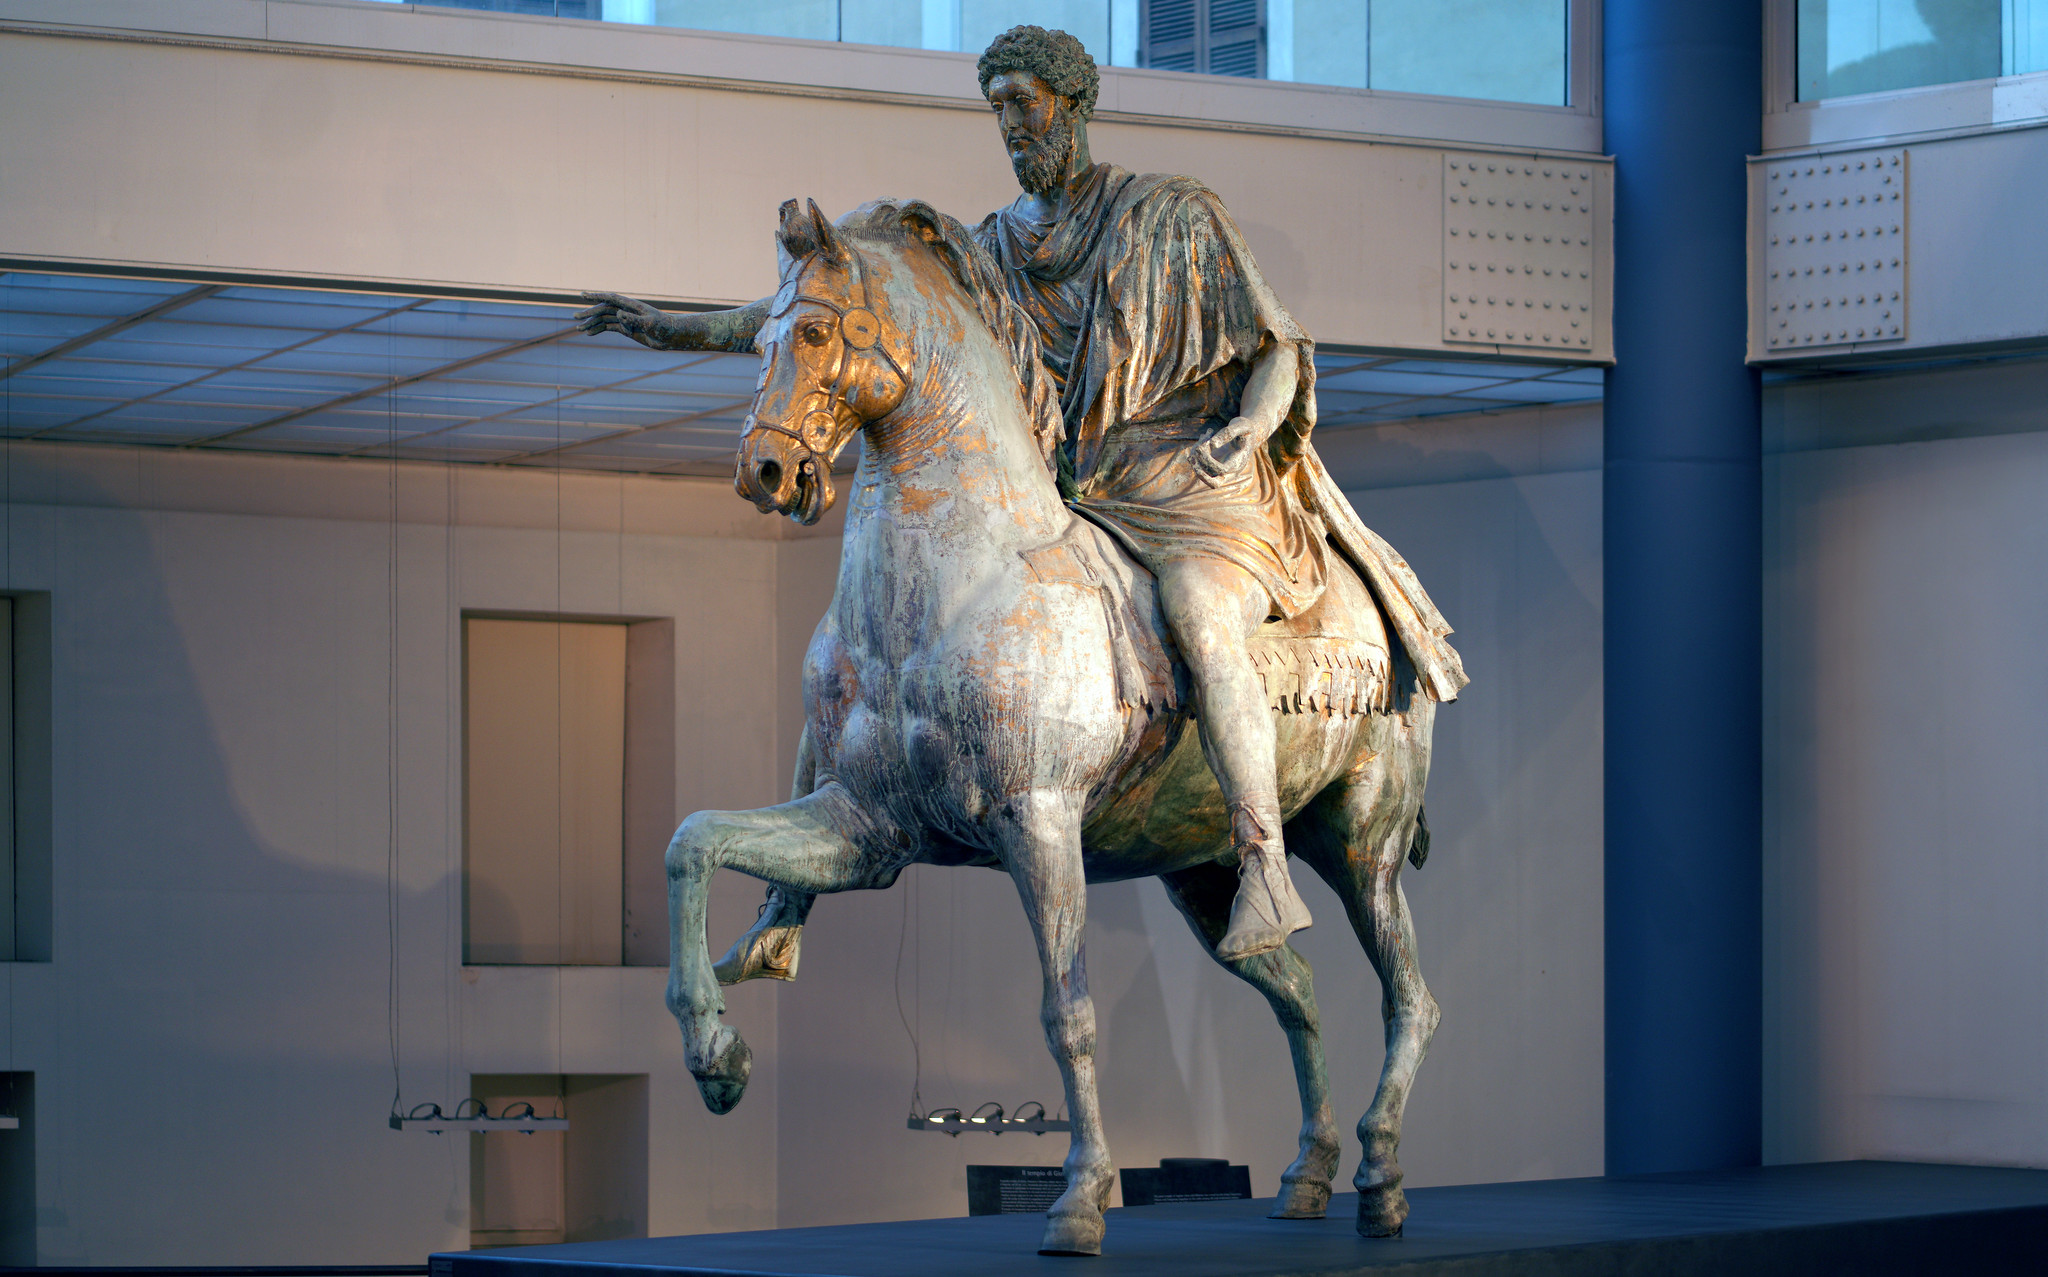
[1763,360,2048,1171]
[0,442,790,1263]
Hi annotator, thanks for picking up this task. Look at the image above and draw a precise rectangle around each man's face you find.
[987,70,1074,195]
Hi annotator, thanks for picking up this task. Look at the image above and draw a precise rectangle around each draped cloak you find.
[976,163,1471,701]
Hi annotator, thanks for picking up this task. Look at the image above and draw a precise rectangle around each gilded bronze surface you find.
[578,25,1467,1257]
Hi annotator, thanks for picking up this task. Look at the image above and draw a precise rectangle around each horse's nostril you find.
[757,459,783,490]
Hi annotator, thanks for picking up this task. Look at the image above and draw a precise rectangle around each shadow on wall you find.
[1327,426,1606,1190]
[27,478,472,1264]
[14,466,772,1263]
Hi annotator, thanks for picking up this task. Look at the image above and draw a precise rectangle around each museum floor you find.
[436,1161,2048,1276]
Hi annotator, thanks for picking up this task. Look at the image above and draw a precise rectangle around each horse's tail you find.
[1407,806,1431,870]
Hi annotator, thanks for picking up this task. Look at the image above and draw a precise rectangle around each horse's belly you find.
[1078,706,1370,882]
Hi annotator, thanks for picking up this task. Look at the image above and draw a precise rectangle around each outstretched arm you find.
[576,293,772,354]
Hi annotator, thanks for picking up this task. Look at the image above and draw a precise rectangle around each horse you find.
[661,196,1444,1256]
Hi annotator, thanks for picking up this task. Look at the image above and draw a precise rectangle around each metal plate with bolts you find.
[1764,150,1907,353]
[1442,155,1596,352]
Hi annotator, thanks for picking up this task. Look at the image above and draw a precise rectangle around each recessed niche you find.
[469,1074,648,1250]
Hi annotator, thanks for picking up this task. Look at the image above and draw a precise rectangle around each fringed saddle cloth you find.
[1246,632,1391,717]
[1021,518,1391,722]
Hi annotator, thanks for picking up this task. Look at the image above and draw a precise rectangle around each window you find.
[370,0,1576,106]
[1797,0,2048,100]
[410,0,603,16]
[1141,0,1265,78]
[463,616,673,967]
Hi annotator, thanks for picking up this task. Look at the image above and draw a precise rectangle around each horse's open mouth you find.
[790,459,832,526]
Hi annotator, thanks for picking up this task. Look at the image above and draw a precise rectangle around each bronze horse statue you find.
[660,198,1457,1255]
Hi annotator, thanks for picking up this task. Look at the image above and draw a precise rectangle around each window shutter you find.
[1143,0,1201,73]
[1141,0,1265,79]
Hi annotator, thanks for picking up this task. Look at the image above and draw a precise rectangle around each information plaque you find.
[1117,1157,1253,1207]
[966,1165,1068,1216]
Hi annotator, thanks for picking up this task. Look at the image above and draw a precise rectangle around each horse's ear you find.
[806,199,847,263]
[776,198,814,260]
[899,201,975,292]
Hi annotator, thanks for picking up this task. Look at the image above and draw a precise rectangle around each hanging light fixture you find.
[908,1101,1069,1137]
[389,1099,568,1134]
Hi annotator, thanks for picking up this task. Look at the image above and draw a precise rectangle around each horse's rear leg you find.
[1158,862,1340,1219]
[666,782,890,1114]
[993,790,1114,1257]
[1293,772,1440,1238]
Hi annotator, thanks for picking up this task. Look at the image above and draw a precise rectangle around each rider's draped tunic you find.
[976,162,1328,621]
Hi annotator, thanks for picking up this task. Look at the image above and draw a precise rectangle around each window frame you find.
[227,0,1604,153]
[1765,0,2048,150]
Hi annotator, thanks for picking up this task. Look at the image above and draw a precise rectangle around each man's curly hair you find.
[977,25,1100,121]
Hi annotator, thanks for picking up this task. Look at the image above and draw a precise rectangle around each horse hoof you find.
[692,1031,752,1114]
[1356,1187,1408,1238]
[1268,1177,1331,1219]
[1038,1210,1104,1256]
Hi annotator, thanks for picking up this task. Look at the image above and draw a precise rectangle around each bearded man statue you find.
[578,25,1468,973]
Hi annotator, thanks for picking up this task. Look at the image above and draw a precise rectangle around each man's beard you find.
[1010,113,1076,195]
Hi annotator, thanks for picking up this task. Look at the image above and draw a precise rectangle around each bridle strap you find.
[750,248,909,475]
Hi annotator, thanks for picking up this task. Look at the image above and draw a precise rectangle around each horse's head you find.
[735,199,914,525]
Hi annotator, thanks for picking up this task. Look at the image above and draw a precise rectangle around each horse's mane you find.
[844,200,1067,467]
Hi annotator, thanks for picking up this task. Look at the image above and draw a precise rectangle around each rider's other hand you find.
[576,291,670,349]
[1195,417,1257,480]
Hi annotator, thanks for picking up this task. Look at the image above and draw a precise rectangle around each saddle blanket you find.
[1021,519,1389,721]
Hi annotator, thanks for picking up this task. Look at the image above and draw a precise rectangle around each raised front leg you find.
[993,790,1114,1257]
[715,724,823,985]
[1159,862,1341,1220]
[665,782,892,1114]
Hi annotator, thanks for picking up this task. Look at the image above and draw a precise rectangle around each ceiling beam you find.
[185,324,581,447]
[493,393,753,465]
[337,352,724,459]
[26,297,431,441]
[1,283,223,381]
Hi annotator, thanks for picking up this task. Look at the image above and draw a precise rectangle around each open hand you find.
[1193,417,1258,481]
[576,291,672,350]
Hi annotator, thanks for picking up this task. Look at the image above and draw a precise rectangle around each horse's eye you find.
[801,323,831,347]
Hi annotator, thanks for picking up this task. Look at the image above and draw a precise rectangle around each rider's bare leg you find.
[1155,557,1312,959]
[713,884,813,984]
[717,727,821,984]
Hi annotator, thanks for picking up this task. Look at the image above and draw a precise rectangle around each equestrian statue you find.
[578,25,1469,1257]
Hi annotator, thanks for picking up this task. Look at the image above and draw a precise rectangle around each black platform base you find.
[433,1161,2048,1277]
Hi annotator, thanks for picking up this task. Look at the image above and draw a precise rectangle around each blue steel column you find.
[1602,2,1763,1173]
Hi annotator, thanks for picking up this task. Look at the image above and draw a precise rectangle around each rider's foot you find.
[713,902,804,984]
[1215,802,1313,961]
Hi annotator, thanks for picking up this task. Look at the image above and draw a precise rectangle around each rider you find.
[970,26,1319,960]
[580,26,1323,961]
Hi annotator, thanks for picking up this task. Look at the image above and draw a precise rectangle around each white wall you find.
[0,442,835,1263]
[1763,356,2048,1170]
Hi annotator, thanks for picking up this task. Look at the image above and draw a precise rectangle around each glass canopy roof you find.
[0,272,1602,476]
